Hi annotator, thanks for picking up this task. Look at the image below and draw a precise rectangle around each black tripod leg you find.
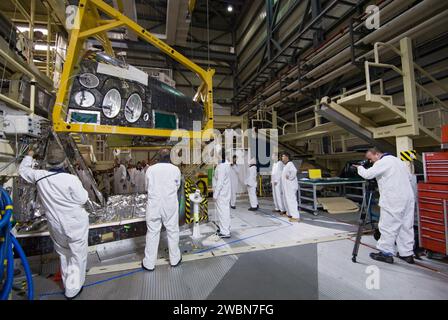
[352,193,372,263]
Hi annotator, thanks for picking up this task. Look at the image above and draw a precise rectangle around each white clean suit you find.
[213,161,232,236]
[245,165,258,208]
[357,155,415,257]
[127,167,137,193]
[113,164,127,194]
[229,164,240,207]
[271,161,285,212]
[135,169,146,193]
[143,162,182,270]
[19,156,89,298]
[281,161,300,219]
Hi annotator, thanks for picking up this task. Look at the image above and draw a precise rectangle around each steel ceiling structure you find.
[233,0,367,112]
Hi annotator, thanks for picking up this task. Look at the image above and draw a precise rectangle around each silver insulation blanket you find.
[16,190,148,234]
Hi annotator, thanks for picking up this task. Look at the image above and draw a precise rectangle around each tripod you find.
[352,181,377,263]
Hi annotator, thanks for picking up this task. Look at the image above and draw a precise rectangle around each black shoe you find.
[231,206,236,209]
[370,252,394,264]
[141,262,155,272]
[398,255,415,264]
[171,257,182,267]
[248,207,258,211]
[217,232,231,239]
[273,209,281,213]
[65,287,84,300]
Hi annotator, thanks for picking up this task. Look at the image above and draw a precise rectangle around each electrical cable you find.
[0,187,34,300]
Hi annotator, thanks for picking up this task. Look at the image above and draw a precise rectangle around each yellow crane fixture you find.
[52,0,215,139]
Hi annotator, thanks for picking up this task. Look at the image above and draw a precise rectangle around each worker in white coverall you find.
[281,152,300,222]
[142,149,182,271]
[19,146,89,299]
[135,162,147,193]
[213,155,232,238]
[245,158,259,211]
[113,159,127,194]
[354,147,416,264]
[127,163,137,193]
[271,155,285,214]
[141,160,149,173]
[229,155,240,209]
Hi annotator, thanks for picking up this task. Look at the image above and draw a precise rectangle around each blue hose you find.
[0,187,34,300]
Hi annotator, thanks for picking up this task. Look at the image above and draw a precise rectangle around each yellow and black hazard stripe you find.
[400,150,417,162]
[85,51,97,62]
[184,178,209,224]
[185,178,193,224]
[200,197,208,221]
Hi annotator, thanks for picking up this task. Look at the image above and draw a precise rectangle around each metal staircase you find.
[315,37,446,155]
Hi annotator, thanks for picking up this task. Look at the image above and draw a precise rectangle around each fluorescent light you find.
[34,44,55,51]
[17,26,48,35]
[227,5,233,12]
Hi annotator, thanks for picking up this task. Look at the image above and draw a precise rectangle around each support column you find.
[314,100,321,127]
[311,0,323,48]
[341,134,347,153]
[242,113,249,149]
[400,37,419,136]
[29,0,35,63]
[396,136,414,173]
[266,0,273,61]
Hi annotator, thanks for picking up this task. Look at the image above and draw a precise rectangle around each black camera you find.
[340,159,372,178]
[359,159,373,169]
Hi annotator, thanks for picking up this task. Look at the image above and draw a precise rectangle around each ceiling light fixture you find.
[227,5,233,12]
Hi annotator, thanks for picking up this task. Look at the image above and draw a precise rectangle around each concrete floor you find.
[17,198,448,300]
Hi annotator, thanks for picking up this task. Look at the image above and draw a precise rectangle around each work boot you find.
[217,232,231,239]
[141,262,154,272]
[65,287,84,300]
[171,257,182,267]
[398,255,415,264]
[370,252,394,264]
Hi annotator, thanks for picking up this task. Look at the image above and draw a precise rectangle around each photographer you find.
[353,147,415,264]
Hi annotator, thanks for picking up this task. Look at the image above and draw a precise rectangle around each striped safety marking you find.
[400,150,417,162]
[86,233,351,276]
[184,178,208,224]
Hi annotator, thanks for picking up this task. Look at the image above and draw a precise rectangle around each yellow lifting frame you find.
[52,0,215,139]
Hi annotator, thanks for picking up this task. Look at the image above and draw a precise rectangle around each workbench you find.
[298,177,366,215]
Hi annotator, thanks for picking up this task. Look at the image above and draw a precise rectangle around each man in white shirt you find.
[271,155,285,213]
[245,158,259,211]
[142,149,182,271]
[354,147,416,264]
[19,145,89,299]
[229,155,240,209]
